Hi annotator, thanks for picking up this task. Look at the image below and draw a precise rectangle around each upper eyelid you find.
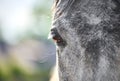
[48,28,67,46]
[48,28,58,39]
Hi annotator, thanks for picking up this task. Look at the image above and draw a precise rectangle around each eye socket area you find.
[51,29,62,43]
[49,28,67,46]
[52,34,62,43]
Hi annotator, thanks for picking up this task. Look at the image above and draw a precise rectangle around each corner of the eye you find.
[48,32,52,39]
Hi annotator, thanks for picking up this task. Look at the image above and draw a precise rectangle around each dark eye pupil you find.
[53,36,61,43]
[50,28,67,46]
[51,28,62,43]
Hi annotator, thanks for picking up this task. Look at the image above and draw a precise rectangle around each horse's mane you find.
[53,0,120,10]
[53,0,75,18]
[53,0,120,18]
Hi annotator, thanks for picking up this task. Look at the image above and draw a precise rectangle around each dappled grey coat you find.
[50,0,120,81]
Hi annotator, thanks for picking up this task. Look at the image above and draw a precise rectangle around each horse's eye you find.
[51,29,62,43]
[48,28,66,46]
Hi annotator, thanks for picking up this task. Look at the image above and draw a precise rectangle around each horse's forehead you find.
[53,0,120,36]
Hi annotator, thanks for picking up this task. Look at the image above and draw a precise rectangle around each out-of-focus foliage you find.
[0,57,50,81]
[23,0,53,41]
[33,0,52,16]
[0,0,55,81]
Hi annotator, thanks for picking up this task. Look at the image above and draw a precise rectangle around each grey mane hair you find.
[53,0,120,13]
[53,0,75,18]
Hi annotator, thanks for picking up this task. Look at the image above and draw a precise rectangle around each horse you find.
[50,0,120,81]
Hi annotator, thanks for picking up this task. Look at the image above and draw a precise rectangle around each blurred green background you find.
[0,0,56,81]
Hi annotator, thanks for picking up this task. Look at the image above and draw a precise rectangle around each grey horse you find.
[50,0,120,81]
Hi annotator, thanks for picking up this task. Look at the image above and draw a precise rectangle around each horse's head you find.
[50,0,120,81]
